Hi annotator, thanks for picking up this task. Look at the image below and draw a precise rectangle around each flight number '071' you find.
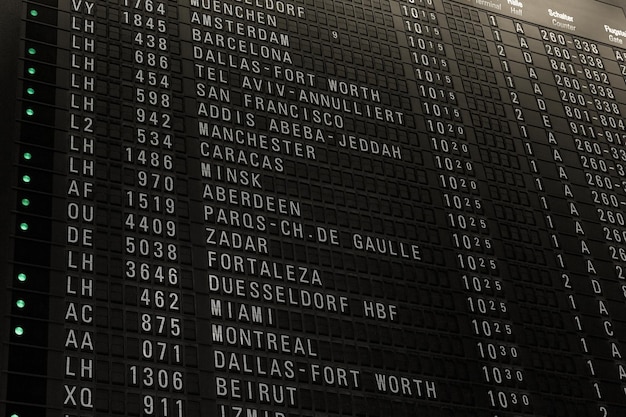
[141,340,182,363]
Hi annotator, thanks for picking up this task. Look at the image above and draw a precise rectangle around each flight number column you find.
[121,1,197,416]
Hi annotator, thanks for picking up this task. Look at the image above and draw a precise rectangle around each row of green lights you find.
[21,151,32,227]
[13,276,28,336]
[26,7,38,85]
[13,10,39,360]
[19,5,38,339]
[21,166,31,231]
[25,36,35,112]
[26,14,37,136]
[15,18,32,337]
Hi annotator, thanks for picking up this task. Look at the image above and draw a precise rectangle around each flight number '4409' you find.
[125,214,177,237]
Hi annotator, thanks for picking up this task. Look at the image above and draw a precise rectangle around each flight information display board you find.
[5,0,626,416]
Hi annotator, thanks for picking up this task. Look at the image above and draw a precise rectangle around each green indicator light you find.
[27,48,36,55]
[14,327,24,336]
[26,88,35,95]
[26,108,34,116]
[21,198,30,207]
[23,152,32,160]
[17,273,27,282]
[27,67,36,75]
[30,9,38,17]
[22,175,31,183]
[19,223,29,231]
[16,300,25,309]
[10,413,19,417]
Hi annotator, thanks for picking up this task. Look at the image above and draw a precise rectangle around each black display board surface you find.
[5,0,626,416]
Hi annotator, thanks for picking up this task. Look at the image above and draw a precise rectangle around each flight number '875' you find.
[141,313,181,337]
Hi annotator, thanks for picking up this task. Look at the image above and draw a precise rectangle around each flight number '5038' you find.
[125,236,177,260]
